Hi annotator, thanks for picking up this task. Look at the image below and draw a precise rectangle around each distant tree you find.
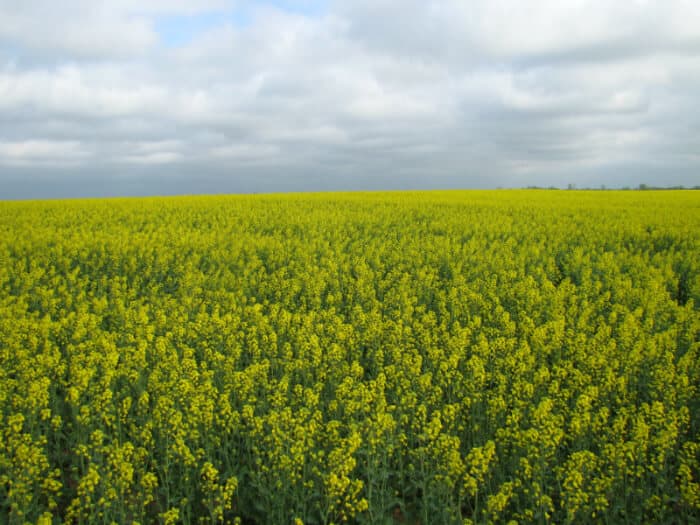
[639,183,649,191]
[567,183,576,190]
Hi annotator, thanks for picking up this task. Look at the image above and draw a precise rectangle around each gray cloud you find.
[0,0,699,198]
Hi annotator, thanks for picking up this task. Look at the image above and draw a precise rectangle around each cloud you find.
[338,0,700,64]
[0,139,90,166]
[0,64,169,117]
[1,0,699,198]
[0,1,155,58]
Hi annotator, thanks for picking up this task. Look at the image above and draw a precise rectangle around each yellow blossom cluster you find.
[0,190,699,523]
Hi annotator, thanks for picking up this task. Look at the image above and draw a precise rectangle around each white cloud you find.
[0,65,171,117]
[339,0,700,63]
[1,0,699,196]
[209,143,282,160]
[120,151,184,165]
[0,140,90,165]
[0,0,236,58]
[0,1,156,57]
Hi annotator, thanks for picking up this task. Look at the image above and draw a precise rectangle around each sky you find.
[0,0,699,198]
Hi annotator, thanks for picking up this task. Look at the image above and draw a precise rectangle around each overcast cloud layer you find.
[1,0,699,198]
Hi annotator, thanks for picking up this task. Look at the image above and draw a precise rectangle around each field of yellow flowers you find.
[1,190,699,524]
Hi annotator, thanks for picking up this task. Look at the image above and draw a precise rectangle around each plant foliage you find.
[1,190,699,524]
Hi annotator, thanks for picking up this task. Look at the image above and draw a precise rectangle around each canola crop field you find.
[1,190,699,524]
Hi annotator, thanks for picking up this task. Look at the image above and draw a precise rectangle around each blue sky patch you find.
[155,11,249,47]
[154,2,327,47]
[264,0,327,17]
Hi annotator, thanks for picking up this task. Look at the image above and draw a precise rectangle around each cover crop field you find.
[1,190,699,524]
